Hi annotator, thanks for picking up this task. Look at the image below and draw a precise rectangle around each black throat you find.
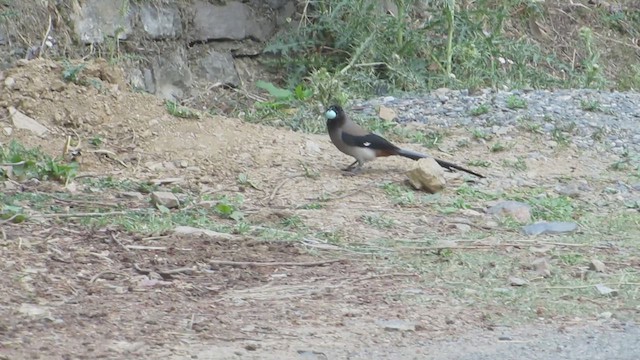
[326,112,346,133]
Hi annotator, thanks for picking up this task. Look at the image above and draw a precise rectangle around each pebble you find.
[376,319,417,332]
[486,201,532,223]
[522,221,578,236]
[352,89,640,152]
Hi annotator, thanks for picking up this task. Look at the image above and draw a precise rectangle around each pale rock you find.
[460,209,483,217]
[406,158,446,193]
[4,76,15,89]
[589,259,606,273]
[18,303,49,318]
[486,201,531,223]
[531,257,551,277]
[378,105,397,121]
[453,223,472,233]
[375,319,416,332]
[145,162,165,171]
[522,221,578,236]
[119,192,145,200]
[509,276,527,286]
[305,140,321,154]
[173,226,236,240]
[150,191,180,209]
[9,107,49,137]
[595,284,618,296]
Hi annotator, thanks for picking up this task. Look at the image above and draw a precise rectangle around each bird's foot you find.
[341,166,363,176]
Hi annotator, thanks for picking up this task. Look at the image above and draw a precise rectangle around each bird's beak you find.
[325,109,337,119]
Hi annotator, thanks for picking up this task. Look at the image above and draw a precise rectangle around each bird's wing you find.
[341,132,399,152]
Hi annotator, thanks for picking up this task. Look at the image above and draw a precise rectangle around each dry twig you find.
[350,273,420,283]
[89,271,127,283]
[40,211,127,218]
[209,259,346,267]
[544,283,640,290]
[134,263,195,276]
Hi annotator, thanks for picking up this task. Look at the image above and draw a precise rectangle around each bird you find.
[324,104,485,178]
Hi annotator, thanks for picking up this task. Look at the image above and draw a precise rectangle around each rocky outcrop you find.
[59,0,295,102]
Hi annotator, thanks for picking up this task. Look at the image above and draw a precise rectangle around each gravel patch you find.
[353,89,640,154]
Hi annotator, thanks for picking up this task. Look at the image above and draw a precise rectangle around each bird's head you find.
[324,105,343,121]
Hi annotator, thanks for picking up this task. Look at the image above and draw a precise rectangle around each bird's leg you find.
[342,160,363,176]
[342,160,359,172]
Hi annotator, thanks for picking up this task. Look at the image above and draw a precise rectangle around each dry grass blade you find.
[209,259,347,267]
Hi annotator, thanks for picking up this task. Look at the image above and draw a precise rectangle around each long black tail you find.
[396,148,485,179]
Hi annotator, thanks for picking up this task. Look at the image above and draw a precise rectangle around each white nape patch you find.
[363,142,371,147]
[325,109,337,119]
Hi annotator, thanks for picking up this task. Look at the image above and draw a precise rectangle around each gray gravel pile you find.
[353,89,640,154]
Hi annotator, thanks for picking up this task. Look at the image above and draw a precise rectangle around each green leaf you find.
[255,80,292,100]
[215,203,234,216]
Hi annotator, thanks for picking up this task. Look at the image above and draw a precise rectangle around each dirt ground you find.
[1,59,638,359]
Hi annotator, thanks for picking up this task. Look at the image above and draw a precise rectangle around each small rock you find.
[378,105,397,121]
[453,223,472,233]
[595,284,618,296]
[459,209,483,217]
[119,192,145,200]
[598,311,613,320]
[145,162,165,171]
[529,244,553,253]
[375,319,416,332]
[3,180,18,191]
[509,276,527,286]
[298,350,328,360]
[4,76,15,89]
[9,107,49,137]
[3,127,12,135]
[244,343,258,351]
[522,221,578,236]
[50,80,66,92]
[493,288,512,294]
[150,191,180,209]
[498,335,513,341]
[406,158,446,193]
[173,226,236,240]
[18,303,49,318]
[555,183,581,198]
[486,201,531,223]
[589,259,606,273]
[305,140,321,154]
[531,257,551,277]
[162,161,177,170]
[464,288,478,295]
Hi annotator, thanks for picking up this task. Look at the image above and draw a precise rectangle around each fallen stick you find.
[0,161,26,166]
[351,273,420,283]
[89,271,127,283]
[41,211,127,218]
[209,259,346,267]
[52,195,120,208]
[134,263,195,276]
[111,232,132,253]
[126,245,192,251]
[0,214,20,225]
[544,283,640,290]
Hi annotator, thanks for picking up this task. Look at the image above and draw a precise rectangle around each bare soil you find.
[0,59,638,359]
